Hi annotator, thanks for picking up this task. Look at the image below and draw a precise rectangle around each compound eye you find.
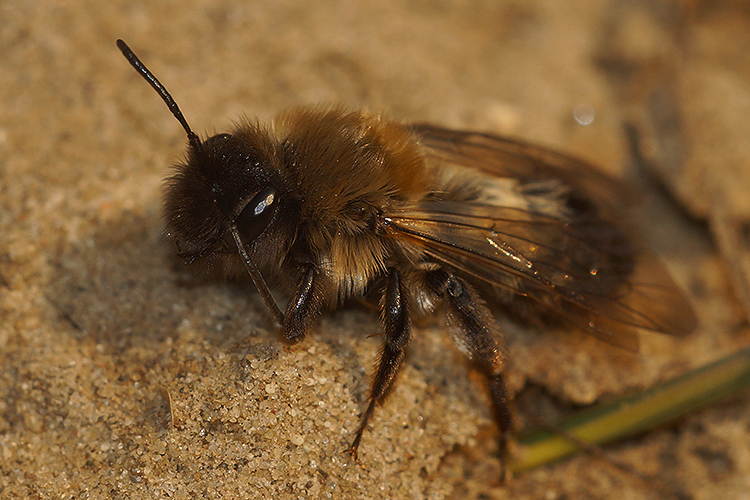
[236,187,278,241]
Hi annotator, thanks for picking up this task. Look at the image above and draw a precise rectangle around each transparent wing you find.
[409,123,637,213]
[390,125,697,348]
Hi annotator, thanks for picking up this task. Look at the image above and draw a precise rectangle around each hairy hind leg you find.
[426,269,512,479]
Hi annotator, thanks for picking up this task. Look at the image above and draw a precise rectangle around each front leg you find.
[283,264,324,341]
[349,268,411,458]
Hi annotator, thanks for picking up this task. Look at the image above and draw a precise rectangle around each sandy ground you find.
[2,0,750,498]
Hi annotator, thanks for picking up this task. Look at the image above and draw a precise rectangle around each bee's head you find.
[117,39,293,325]
[163,128,294,267]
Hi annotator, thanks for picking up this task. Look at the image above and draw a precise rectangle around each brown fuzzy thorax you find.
[273,107,431,301]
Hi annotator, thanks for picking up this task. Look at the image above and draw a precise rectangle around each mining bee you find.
[117,39,696,473]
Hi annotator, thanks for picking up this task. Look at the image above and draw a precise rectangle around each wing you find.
[409,123,637,214]
[387,125,697,349]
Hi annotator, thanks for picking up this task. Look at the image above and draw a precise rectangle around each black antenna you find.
[117,39,286,326]
[116,39,203,154]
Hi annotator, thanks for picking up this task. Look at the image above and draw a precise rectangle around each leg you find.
[426,269,512,479]
[349,268,411,458]
[283,264,324,341]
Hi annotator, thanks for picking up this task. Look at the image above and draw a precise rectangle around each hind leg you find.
[425,269,512,479]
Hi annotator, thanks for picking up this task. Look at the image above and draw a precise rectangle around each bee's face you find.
[163,130,294,265]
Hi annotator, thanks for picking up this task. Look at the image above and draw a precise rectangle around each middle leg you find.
[349,267,411,457]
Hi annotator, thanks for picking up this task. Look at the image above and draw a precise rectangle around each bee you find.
[116,39,697,471]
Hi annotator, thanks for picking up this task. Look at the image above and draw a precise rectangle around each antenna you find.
[117,39,286,327]
[116,39,203,154]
